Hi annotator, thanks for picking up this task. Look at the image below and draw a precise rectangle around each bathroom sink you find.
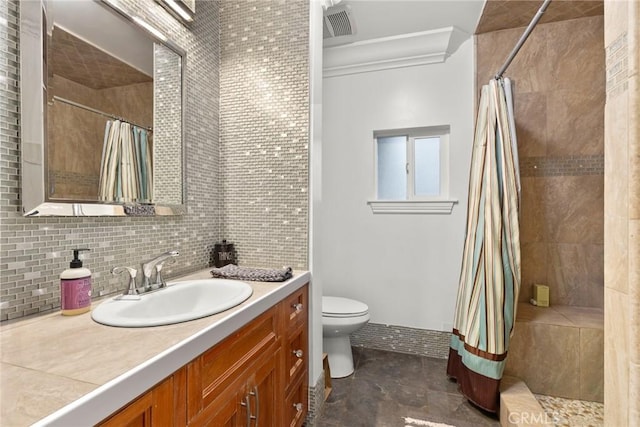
[91,279,253,327]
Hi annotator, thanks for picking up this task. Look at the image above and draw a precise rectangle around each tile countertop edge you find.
[32,271,311,427]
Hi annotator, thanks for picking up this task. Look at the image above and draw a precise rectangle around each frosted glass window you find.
[374,126,449,203]
[377,136,407,200]
[414,137,440,196]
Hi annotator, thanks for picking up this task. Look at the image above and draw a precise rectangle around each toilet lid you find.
[322,296,369,317]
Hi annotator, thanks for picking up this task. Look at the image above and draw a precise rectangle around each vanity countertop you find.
[0,269,310,427]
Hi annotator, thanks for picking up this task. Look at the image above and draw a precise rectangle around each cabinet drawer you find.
[284,285,308,328]
[187,306,280,419]
[285,320,308,387]
[284,370,308,427]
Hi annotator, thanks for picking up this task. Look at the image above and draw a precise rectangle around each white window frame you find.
[369,126,458,214]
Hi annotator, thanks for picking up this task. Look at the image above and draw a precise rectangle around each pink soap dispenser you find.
[60,248,92,315]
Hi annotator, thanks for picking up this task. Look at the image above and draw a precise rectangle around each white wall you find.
[318,38,475,331]
[308,0,325,394]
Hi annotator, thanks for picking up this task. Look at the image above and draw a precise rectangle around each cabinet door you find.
[189,349,280,427]
[244,348,280,426]
[187,307,279,422]
[188,387,243,427]
[99,375,174,427]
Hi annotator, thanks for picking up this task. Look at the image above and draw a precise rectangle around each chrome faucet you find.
[141,250,179,290]
[111,250,179,297]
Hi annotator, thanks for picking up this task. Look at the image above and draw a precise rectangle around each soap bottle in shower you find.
[60,249,92,315]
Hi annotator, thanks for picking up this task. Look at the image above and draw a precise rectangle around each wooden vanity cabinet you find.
[98,368,186,427]
[188,348,279,426]
[98,284,308,427]
[186,304,282,425]
[282,286,309,427]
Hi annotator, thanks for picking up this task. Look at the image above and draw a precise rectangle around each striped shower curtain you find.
[98,120,153,203]
[447,78,521,413]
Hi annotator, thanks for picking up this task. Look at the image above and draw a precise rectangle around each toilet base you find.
[323,335,355,378]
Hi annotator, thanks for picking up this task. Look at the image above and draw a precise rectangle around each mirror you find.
[20,0,186,216]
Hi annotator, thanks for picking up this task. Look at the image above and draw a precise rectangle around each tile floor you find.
[314,347,500,427]
[536,394,604,427]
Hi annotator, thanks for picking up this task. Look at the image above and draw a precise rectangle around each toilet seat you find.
[322,296,369,318]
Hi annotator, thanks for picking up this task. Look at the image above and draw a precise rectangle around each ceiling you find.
[50,0,154,76]
[476,0,603,34]
[323,0,603,48]
[323,0,485,47]
[50,27,152,90]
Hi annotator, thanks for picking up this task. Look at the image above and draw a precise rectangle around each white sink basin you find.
[91,279,253,327]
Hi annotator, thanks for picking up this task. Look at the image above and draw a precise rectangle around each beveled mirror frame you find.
[19,0,187,216]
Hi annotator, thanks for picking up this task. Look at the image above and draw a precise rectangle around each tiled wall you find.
[505,304,604,402]
[603,0,639,424]
[153,42,183,205]
[0,0,222,321]
[351,323,451,359]
[219,0,309,270]
[307,372,325,425]
[476,15,605,308]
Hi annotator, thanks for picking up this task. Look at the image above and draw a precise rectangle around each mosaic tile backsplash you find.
[1,0,311,321]
[0,0,222,321]
[219,0,309,270]
[153,42,184,205]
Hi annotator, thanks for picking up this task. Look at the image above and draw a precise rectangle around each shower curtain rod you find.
[52,96,153,132]
[495,0,553,79]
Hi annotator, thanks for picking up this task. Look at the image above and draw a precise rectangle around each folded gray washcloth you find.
[211,264,293,282]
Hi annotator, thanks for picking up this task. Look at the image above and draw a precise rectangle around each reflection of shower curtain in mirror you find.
[98,120,153,203]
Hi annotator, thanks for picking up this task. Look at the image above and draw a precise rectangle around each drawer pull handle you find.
[293,402,303,412]
[292,303,303,312]
[240,394,251,426]
[250,387,259,427]
[293,349,304,358]
[242,388,260,427]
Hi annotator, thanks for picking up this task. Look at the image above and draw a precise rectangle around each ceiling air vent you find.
[323,5,356,39]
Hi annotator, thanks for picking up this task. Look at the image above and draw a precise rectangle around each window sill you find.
[367,199,458,214]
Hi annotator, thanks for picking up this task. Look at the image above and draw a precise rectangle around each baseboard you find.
[350,322,450,359]
[305,370,325,425]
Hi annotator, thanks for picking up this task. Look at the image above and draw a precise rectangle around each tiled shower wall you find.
[603,0,640,423]
[0,0,221,321]
[219,0,309,270]
[476,15,605,308]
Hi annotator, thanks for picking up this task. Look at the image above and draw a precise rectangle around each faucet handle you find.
[155,256,176,288]
[113,266,137,278]
[112,266,139,296]
[155,263,167,288]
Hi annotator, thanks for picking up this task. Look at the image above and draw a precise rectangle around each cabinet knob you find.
[293,349,304,358]
[292,303,303,312]
[293,402,303,412]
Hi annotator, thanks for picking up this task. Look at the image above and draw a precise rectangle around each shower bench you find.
[504,302,604,403]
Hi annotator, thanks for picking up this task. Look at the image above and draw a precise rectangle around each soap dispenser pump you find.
[60,248,92,315]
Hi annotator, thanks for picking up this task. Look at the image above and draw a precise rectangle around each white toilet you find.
[322,296,370,378]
